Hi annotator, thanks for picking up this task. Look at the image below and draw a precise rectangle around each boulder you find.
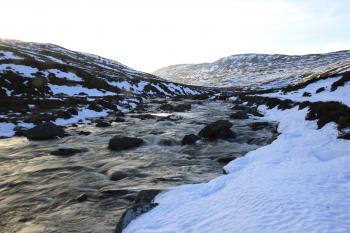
[159,103,191,112]
[114,117,126,122]
[198,120,236,140]
[217,156,236,165]
[249,121,270,131]
[26,122,65,140]
[95,121,111,127]
[109,136,144,151]
[50,148,86,156]
[182,134,200,145]
[115,189,162,233]
[230,111,249,119]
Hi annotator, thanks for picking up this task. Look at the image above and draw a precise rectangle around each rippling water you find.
[0,100,276,233]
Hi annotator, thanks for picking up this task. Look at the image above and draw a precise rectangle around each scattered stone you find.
[182,134,199,145]
[96,121,111,127]
[26,122,65,140]
[159,103,191,112]
[109,136,144,151]
[303,92,312,97]
[109,171,129,181]
[50,148,86,157]
[76,193,88,202]
[78,131,91,136]
[114,117,126,122]
[315,87,325,93]
[230,111,249,119]
[249,121,270,131]
[198,120,236,140]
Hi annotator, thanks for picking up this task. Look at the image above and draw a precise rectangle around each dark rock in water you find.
[159,139,175,146]
[198,120,236,140]
[134,189,162,204]
[115,189,162,233]
[316,87,325,93]
[78,131,91,136]
[50,148,86,156]
[114,117,125,122]
[95,121,111,127]
[109,136,143,151]
[71,123,78,127]
[338,132,350,140]
[217,156,236,165]
[14,126,28,136]
[115,111,125,117]
[109,171,129,181]
[230,111,249,119]
[132,114,157,120]
[182,134,199,145]
[249,122,270,131]
[100,188,134,196]
[76,193,88,202]
[303,92,312,97]
[26,122,65,140]
[159,103,191,112]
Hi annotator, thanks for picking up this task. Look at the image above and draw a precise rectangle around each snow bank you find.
[124,106,350,233]
[48,84,116,96]
[261,76,350,107]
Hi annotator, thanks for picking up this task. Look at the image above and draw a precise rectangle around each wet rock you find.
[115,111,125,117]
[115,189,162,233]
[217,156,236,165]
[76,193,88,202]
[26,122,65,140]
[230,111,249,119]
[198,120,236,140]
[14,126,28,136]
[95,121,111,127]
[109,136,144,151]
[109,171,128,181]
[100,188,133,196]
[132,114,157,120]
[50,148,86,156]
[249,121,270,131]
[159,103,191,112]
[78,131,91,136]
[338,132,350,140]
[114,117,125,122]
[182,134,199,145]
[159,139,175,146]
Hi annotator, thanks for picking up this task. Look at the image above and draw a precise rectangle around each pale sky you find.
[1,0,350,72]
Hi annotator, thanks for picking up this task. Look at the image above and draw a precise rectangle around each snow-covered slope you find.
[154,51,350,89]
[124,71,350,233]
[0,39,208,137]
[0,39,202,98]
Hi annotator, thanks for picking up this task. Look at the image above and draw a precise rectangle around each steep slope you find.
[0,39,208,136]
[154,51,350,89]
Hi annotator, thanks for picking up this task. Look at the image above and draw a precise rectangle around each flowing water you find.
[0,100,277,233]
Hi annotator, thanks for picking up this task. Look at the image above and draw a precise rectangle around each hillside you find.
[154,51,350,89]
[0,39,207,136]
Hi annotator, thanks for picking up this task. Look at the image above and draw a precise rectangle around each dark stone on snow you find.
[14,126,28,136]
[315,87,325,94]
[109,136,144,151]
[303,92,312,97]
[115,189,162,233]
[338,132,350,140]
[182,134,200,145]
[50,148,86,156]
[95,121,111,127]
[198,120,236,140]
[26,122,65,140]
